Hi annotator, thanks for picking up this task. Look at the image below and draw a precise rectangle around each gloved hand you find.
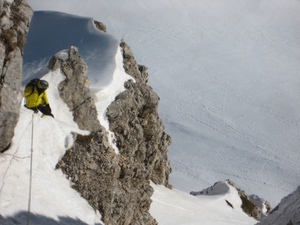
[45,104,54,118]
[34,108,39,114]
[46,104,52,112]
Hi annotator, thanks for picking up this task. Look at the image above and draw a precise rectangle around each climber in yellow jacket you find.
[24,79,54,117]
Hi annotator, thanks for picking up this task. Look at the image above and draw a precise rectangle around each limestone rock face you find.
[57,130,157,225]
[0,0,33,152]
[108,42,172,187]
[121,41,149,84]
[54,43,171,225]
[48,46,102,132]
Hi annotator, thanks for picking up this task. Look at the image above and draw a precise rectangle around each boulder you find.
[0,0,33,152]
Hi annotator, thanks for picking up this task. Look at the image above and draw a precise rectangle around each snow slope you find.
[150,181,255,225]
[28,0,300,207]
[0,73,104,224]
[0,11,129,223]
[0,10,256,225]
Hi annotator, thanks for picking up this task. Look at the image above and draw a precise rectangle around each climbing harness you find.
[26,113,34,225]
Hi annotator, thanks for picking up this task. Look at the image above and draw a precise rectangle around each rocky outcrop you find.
[94,20,106,32]
[190,180,271,221]
[227,180,271,221]
[54,43,172,225]
[48,46,102,132]
[257,186,300,225]
[108,41,172,187]
[0,0,33,152]
[121,40,148,84]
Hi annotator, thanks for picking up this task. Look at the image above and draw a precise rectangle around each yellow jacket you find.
[24,86,49,109]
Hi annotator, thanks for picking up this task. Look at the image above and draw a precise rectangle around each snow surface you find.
[0,75,103,224]
[23,11,119,90]
[0,9,257,225]
[27,0,300,208]
[257,186,300,225]
[150,182,255,225]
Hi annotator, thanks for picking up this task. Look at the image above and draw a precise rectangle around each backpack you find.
[25,78,40,96]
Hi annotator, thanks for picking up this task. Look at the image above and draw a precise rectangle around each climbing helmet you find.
[37,80,49,90]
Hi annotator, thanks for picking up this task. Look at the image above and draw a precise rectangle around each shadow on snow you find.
[0,211,103,225]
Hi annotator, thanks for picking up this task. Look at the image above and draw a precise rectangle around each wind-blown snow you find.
[23,10,134,151]
[23,11,119,90]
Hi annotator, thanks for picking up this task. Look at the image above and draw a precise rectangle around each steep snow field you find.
[0,72,103,224]
[150,182,256,225]
[28,0,300,207]
[0,11,256,224]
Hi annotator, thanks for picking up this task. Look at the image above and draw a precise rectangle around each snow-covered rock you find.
[257,186,300,225]
[190,180,230,196]
[191,180,271,221]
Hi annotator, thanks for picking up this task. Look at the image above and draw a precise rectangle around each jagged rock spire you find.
[55,43,172,225]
